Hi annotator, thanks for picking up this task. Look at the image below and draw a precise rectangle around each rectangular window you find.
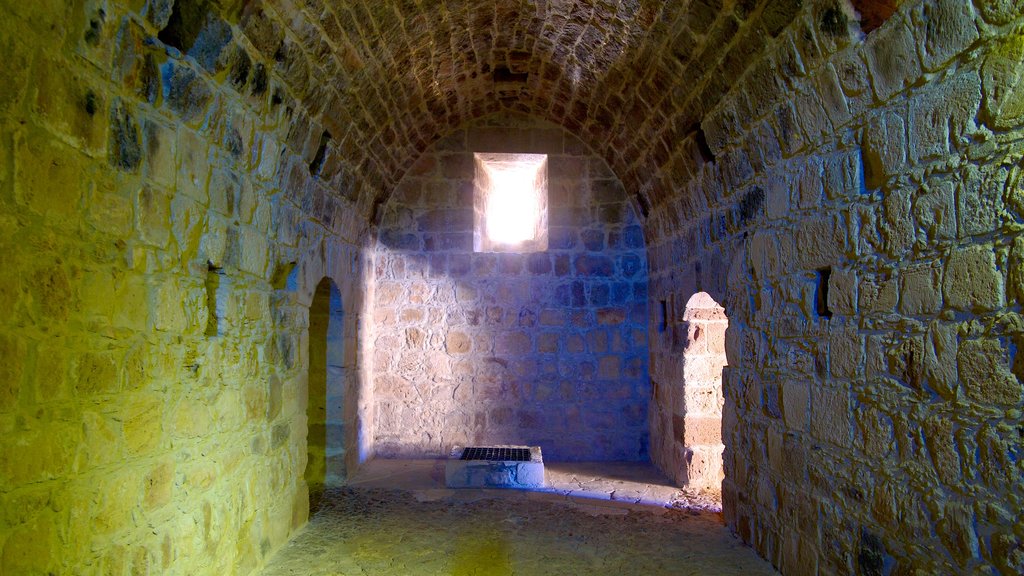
[473,153,548,252]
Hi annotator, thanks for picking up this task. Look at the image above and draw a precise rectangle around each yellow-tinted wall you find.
[0,1,369,573]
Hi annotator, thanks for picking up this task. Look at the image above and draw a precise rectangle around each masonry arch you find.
[305,276,346,509]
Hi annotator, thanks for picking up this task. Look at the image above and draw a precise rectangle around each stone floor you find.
[259,459,779,576]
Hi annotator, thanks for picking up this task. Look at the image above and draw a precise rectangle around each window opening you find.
[473,153,548,253]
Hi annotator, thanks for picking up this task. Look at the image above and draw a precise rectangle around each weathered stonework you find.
[0,1,369,574]
[3,0,1024,575]
[372,114,650,461]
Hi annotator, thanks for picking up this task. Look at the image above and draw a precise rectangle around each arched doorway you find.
[679,292,728,489]
[306,277,345,509]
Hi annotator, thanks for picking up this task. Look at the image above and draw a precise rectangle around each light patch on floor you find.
[258,460,777,576]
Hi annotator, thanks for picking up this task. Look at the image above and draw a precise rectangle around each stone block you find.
[899,262,942,316]
[882,187,914,259]
[1,515,58,575]
[795,217,845,269]
[982,32,1024,129]
[912,0,980,72]
[913,181,957,241]
[859,272,898,314]
[810,387,851,448]
[862,110,907,190]
[863,16,922,102]
[14,132,85,222]
[0,333,25,411]
[827,268,857,315]
[829,322,863,379]
[944,245,1004,312]
[909,70,982,164]
[958,338,1021,406]
[683,416,722,445]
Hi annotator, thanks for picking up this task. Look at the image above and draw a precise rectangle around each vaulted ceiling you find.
[236,0,865,221]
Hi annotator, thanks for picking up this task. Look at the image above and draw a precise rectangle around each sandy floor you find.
[259,460,778,576]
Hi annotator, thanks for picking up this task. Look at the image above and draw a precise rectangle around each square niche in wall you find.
[473,153,548,253]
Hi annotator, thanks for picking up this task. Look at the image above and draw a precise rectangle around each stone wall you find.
[650,291,728,489]
[0,1,370,574]
[647,1,1024,573]
[372,114,650,461]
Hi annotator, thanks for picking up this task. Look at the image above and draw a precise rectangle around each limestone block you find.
[982,33,1024,129]
[795,217,845,269]
[14,131,86,222]
[782,380,809,432]
[74,350,120,396]
[958,338,1021,406]
[863,112,906,191]
[823,152,861,201]
[899,262,942,316]
[798,157,823,210]
[817,63,852,129]
[0,26,31,114]
[0,423,79,485]
[810,387,851,448]
[911,0,980,72]
[88,184,134,238]
[177,129,211,205]
[936,502,980,568]
[796,89,835,148]
[856,406,894,458]
[909,71,982,164]
[924,321,959,399]
[829,322,863,379]
[924,414,962,487]
[1,514,58,575]
[143,459,175,510]
[0,332,26,410]
[944,245,1004,312]
[1010,236,1024,302]
[136,187,172,248]
[124,395,163,454]
[149,281,187,332]
[827,268,857,315]
[864,16,922,102]
[225,226,269,277]
[882,187,914,259]
[163,62,213,124]
[957,164,1001,239]
[975,1,1024,25]
[33,56,107,154]
[913,182,956,242]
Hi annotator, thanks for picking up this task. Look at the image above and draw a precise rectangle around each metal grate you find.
[460,447,531,462]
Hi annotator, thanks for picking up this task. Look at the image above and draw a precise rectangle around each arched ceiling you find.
[241,0,811,221]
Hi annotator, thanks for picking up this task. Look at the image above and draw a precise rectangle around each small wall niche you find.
[815,267,833,319]
[309,131,331,178]
[205,262,224,336]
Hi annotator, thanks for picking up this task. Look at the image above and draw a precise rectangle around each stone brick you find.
[810,387,851,448]
[911,0,980,72]
[958,338,1021,406]
[981,33,1024,129]
[899,263,942,316]
[909,71,982,164]
[943,245,1004,312]
[827,268,857,316]
[683,416,722,445]
[0,333,25,410]
[862,110,906,189]
[863,16,922,102]
[913,181,956,241]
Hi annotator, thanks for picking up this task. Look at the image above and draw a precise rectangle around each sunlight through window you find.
[473,153,548,252]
